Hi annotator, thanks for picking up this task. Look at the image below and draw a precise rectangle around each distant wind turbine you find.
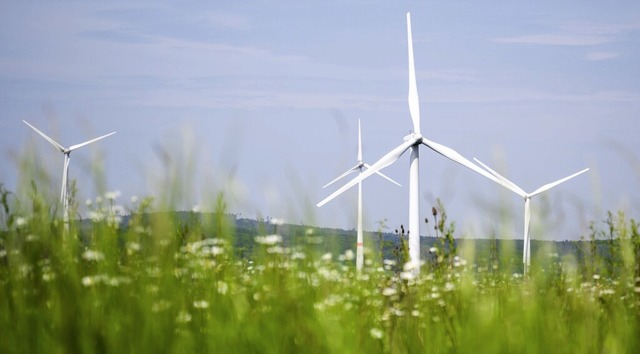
[23,120,116,222]
[317,13,507,273]
[474,157,589,274]
[321,119,400,271]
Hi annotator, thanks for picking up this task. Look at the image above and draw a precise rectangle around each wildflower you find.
[193,300,209,309]
[370,328,384,339]
[429,247,438,253]
[444,282,455,291]
[383,259,397,266]
[343,249,355,261]
[152,300,171,313]
[321,252,332,262]
[81,276,95,287]
[270,217,285,225]
[254,234,283,245]
[382,287,397,297]
[266,246,284,254]
[42,272,56,282]
[191,204,201,213]
[131,195,139,204]
[291,251,306,260]
[107,276,128,287]
[209,246,224,256]
[217,281,229,295]
[599,288,615,296]
[82,250,105,262]
[403,261,417,272]
[0,250,6,258]
[400,271,415,281]
[86,199,93,207]
[105,191,121,201]
[176,311,192,323]
[411,310,420,317]
[127,242,141,254]
[88,211,104,222]
[15,217,27,227]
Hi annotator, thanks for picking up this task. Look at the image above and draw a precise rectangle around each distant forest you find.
[85,211,638,276]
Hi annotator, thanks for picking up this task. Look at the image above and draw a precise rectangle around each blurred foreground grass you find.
[0,181,639,354]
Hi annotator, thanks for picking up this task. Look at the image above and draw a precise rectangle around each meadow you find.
[1,178,639,354]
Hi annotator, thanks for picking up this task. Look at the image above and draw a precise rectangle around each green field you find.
[1,182,639,353]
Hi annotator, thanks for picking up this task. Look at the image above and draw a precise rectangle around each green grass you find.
[1,179,639,353]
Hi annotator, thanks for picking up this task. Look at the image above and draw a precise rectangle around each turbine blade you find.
[406,12,421,134]
[322,164,360,189]
[529,168,589,198]
[357,119,363,163]
[317,138,416,207]
[68,132,116,151]
[23,120,65,152]
[364,163,401,186]
[421,138,510,189]
[473,157,527,197]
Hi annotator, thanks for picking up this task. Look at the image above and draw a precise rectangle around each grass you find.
[0,173,639,353]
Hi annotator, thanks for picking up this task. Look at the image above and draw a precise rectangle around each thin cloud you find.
[585,51,620,61]
[80,30,155,44]
[493,34,613,46]
[493,20,640,47]
[427,89,639,104]
[558,21,640,36]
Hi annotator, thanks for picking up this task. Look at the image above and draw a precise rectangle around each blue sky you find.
[1,1,639,240]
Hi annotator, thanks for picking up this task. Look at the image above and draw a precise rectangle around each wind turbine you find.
[317,13,507,272]
[23,120,116,222]
[473,158,589,274]
[321,119,401,271]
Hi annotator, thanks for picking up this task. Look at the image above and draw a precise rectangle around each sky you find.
[1,1,639,241]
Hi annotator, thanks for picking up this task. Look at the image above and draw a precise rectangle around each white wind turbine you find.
[473,158,589,274]
[317,13,507,272]
[321,119,401,271]
[23,120,116,222]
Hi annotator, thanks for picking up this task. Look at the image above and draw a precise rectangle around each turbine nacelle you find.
[403,132,423,144]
